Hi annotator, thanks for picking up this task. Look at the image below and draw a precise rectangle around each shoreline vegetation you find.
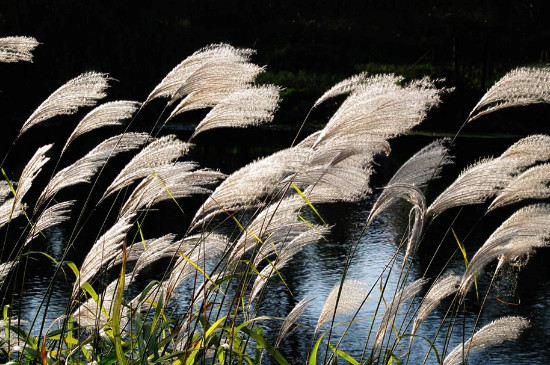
[0,36,549,364]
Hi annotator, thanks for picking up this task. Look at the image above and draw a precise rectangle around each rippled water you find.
[8,129,550,364]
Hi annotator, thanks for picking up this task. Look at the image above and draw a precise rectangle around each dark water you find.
[5,127,550,364]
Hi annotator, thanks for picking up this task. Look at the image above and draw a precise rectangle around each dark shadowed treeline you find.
[0,0,548,132]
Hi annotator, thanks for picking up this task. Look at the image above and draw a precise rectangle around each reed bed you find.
[0,36,548,364]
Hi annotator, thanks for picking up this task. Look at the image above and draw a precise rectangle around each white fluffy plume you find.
[72,214,135,297]
[315,280,369,333]
[191,84,281,139]
[373,279,426,351]
[313,75,443,148]
[167,61,265,120]
[411,272,460,339]
[119,163,225,217]
[458,204,550,297]
[62,100,140,153]
[190,146,311,230]
[145,43,255,104]
[19,72,110,137]
[102,135,192,200]
[312,71,370,109]
[25,200,74,246]
[36,133,151,211]
[468,67,550,122]
[0,36,39,63]
[248,226,329,304]
[442,316,529,365]
[275,297,314,347]
[488,163,550,211]
[428,135,550,218]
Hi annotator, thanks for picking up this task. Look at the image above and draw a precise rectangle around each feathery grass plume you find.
[427,135,550,218]
[24,200,74,246]
[366,139,450,225]
[35,133,151,211]
[144,43,255,104]
[275,296,314,347]
[190,84,281,139]
[0,199,25,229]
[458,204,550,297]
[488,163,550,211]
[0,181,11,204]
[312,75,443,148]
[193,138,382,231]
[296,131,322,148]
[161,233,229,301]
[373,278,427,352]
[427,157,507,219]
[312,71,369,109]
[228,195,307,264]
[18,72,110,137]
[131,233,227,311]
[315,279,369,333]
[62,100,140,153]
[367,184,426,267]
[386,139,452,189]
[13,144,53,212]
[102,135,192,200]
[189,146,311,230]
[119,163,224,217]
[498,134,550,165]
[249,226,329,304]
[291,164,374,203]
[72,275,132,328]
[0,36,39,63]
[167,61,266,119]
[309,135,391,171]
[0,261,17,287]
[411,272,460,339]
[72,214,135,297]
[467,67,550,122]
[442,316,530,365]
[124,234,178,281]
[253,225,331,268]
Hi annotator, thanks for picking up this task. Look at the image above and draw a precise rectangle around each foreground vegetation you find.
[0,36,549,364]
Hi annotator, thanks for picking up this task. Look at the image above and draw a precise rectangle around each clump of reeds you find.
[0,38,547,365]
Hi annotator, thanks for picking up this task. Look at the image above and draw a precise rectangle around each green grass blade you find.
[328,342,360,365]
[240,326,289,365]
[111,240,127,365]
[292,183,327,225]
[451,227,478,301]
[308,332,326,365]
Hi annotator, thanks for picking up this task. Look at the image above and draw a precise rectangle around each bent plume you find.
[62,100,140,153]
[102,135,192,200]
[442,316,529,365]
[18,72,110,138]
[0,36,39,63]
[468,67,550,122]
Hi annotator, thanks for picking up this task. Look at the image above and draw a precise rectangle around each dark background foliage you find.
[0,0,549,134]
